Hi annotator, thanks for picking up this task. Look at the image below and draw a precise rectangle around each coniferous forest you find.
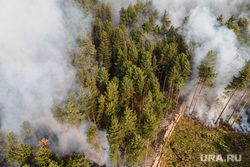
[0,0,249,167]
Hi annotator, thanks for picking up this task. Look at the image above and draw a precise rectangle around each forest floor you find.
[160,117,250,167]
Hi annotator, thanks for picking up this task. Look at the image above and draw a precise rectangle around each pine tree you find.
[225,61,250,122]
[106,6,112,22]
[6,132,18,164]
[120,76,135,108]
[97,67,109,92]
[87,125,103,163]
[20,121,35,145]
[16,144,35,166]
[85,77,100,125]
[108,115,122,166]
[190,51,218,114]
[99,30,112,70]
[68,154,91,167]
[217,13,224,26]
[126,134,145,166]
[64,94,84,138]
[141,91,160,167]
[132,67,146,122]
[100,3,106,22]
[121,107,137,165]
[36,146,54,167]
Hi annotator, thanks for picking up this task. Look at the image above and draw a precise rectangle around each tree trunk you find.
[176,88,181,107]
[215,89,237,124]
[92,109,96,125]
[189,78,201,111]
[155,133,158,147]
[139,99,142,124]
[0,144,5,151]
[94,134,103,163]
[145,138,149,167]
[163,70,167,92]
[228,89,248,122]
[124,146,126,166]
[231,96,250,127]
[74,124,80,140]
[159,72,163,84]
[168,79,172,99]
[131,94,134,111]
[191,81,205,115]
[229,89,239,109]
[87,114,91,123]
[170,76,175,100]
[116,146,120,167]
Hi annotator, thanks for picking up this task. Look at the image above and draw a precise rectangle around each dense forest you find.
[0,0,249,166]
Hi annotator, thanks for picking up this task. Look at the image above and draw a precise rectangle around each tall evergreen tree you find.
[87,125,103,163]
[190,51,218,114]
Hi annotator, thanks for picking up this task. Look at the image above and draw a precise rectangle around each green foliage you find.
[87,125,99,151]
[36,147,54,167]
[217,13,224,26]
[197,50,218,87]
[16,144,35,166]
[126,134,145,165]
[64,100,84,127]
[48,161,60,167]
[226,60,250,90]
[6,132,18,164]
[68,154,91,167]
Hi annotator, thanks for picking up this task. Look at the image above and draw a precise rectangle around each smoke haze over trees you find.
[0,0,249,166]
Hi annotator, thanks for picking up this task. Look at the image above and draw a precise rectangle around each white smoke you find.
[0,0,110,165]
[181,7,249,126]
[152,0,250,28]
[151,0,249,131]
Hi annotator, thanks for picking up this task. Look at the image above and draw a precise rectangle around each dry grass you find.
[160,117,250,167]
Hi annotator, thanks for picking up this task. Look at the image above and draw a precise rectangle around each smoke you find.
[181,7,248,126]
[152,0,250,27]
[0,0,110,165]
[151,0,249,132]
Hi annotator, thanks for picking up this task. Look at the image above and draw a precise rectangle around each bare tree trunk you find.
[87,114,91,123]
[231,96,250,127]
[139,99,142,124]
[176,88,181,107]
[94,134,103,163]
[159,72,163,84]
[145,138,149,167]
[155,133,157,147]
[92,109,96,125]
[74,124,80,140]
[215,89,237,124]
[228,89,248,122]
[124,146,126,166]
[170,76,175,100]
[163,70,167,92]
[189,78,201,111]
[229,89,239,109]
[0,144,5,151]
[117,146,120,166]
[131,94,134,111]
[168,79,172,99]
[191,81,205,115]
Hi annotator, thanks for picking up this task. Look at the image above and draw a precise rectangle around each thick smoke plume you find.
[152,0,249,133]
[0,0,109,165]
